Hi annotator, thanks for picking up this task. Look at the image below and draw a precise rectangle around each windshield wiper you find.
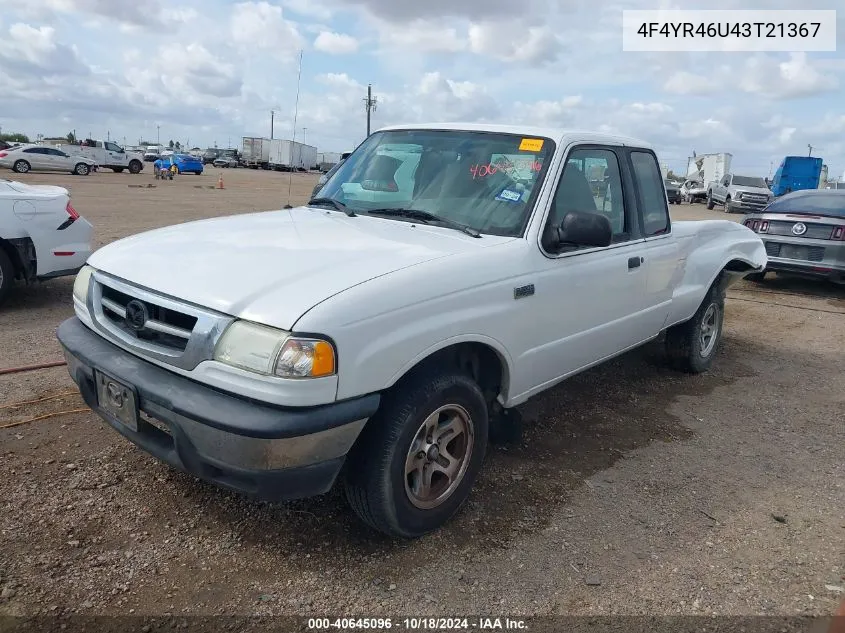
[307,197,356,217]
[367,208,481,238]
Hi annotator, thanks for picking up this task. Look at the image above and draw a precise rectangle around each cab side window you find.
[545,147,628,249]
[631,151,670,237]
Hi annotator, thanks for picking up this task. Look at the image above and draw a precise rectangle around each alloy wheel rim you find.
[699,303,720,357]
[404,404,474,510]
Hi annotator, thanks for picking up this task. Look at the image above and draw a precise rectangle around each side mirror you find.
[546,211,613,250]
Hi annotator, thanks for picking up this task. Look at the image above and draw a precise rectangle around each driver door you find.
[514,145,652,397]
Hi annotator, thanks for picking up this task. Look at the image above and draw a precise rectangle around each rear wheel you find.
[128,160,142,174]
[344,369,488,538]
[745,271,767,283]
[12,160,30,174]
[112,167,125,173]
[665,283,725,374]
[74,163,90,176]
[0,248,15,305]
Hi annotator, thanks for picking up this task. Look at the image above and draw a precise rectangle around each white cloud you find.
[778,127,797,145]
[664,53,838,99]
[376,20,466,53]
[314,31,359,54]
[468,23,561,65]
[230,1,304,58]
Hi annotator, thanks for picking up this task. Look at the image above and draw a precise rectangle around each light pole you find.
[302,127,307,144]
[157,125,160,146]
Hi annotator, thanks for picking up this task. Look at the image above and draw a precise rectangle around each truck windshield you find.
[732,176,767,188]
[765,191,845,217]
[315,129,555,237]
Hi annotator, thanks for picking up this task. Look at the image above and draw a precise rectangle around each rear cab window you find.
[630,150,670,237]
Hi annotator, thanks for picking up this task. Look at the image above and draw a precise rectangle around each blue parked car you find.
[170,153,203,175]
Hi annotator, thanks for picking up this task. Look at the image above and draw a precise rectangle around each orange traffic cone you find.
[217,173,225,190]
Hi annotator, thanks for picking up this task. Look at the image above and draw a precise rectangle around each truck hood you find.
[88,206,507,330]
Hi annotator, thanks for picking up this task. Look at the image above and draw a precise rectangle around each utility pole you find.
[302,127,307,144]
[107,130,110,141]
[364,84,378,137]
[271,110,275,140]
[808,144,814,156]
[157,125,160,146]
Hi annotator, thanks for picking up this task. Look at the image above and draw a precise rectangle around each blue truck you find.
[770,156,823,197]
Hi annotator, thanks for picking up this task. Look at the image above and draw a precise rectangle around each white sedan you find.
[0,144,97,176]
[0,179,94,304]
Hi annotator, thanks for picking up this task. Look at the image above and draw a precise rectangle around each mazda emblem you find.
[791,222,807,236]
[124,300,148,331]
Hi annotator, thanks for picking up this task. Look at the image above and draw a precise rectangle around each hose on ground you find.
[0,360,67,376]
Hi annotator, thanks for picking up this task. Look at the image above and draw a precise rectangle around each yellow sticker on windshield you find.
[519,138,544,152]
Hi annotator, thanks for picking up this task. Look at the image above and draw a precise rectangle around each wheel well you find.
[0,237,35,282]
[394,342,508,408]
[723,259,756,273]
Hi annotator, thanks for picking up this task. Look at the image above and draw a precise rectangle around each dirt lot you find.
[1,168,843,619]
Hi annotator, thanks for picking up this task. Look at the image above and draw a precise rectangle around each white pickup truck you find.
[58,124,766,538]
[706,173,774,214]
[60,140,145,174]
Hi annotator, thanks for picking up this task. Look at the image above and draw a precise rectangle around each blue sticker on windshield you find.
[496,188,523,203]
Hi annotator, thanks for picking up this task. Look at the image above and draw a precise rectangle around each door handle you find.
[628,256,642,270]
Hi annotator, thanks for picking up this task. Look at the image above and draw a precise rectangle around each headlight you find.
[736,192,743,200]
[213,321,336,378]
[72,265,95,302]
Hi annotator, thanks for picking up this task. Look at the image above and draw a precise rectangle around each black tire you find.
[112,167,125,173]
[706,192,715,210]
[12,160,30,174]
[74,163,90,176]
[0,248,15,305]
[723,196,731,213]
[128,160,142,174]
[665,283,725,374]
[745,271,767,283]
[343,369,489,538]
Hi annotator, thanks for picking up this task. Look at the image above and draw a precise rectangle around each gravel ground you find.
[1,169,843,619]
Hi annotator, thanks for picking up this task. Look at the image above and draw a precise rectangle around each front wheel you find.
[706,192,715,210]
[74,163,90,176]
[343,370,488,538]
[723,196,732,213]
[665,284,725,374]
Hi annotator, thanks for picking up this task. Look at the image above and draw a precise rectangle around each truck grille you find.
[767,220,836,240]
[99,284,196,352]
[740,193,769,206]
[764,242,825,262]
[88,273,234,371]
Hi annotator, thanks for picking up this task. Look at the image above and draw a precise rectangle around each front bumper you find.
[56,317,380,501]
[726,199,769,214]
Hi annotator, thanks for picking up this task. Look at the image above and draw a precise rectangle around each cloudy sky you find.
[1,0,844,177]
